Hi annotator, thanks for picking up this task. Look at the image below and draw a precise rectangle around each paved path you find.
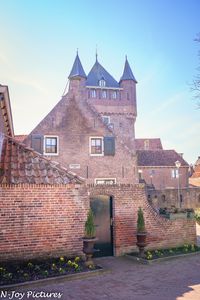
[7,254,200,300]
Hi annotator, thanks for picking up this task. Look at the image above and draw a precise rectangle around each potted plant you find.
[82,208,97,266]
[136,207,147,258]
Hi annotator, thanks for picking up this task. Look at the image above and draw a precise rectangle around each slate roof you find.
[68,53,86,79]
[135,138,163,150]
[0,135,84,184]
[86,59,119,88]
[137,150,189,167]
[120,58,137,83]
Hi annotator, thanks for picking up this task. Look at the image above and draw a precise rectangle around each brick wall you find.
[147,187,200,209]
[0,184,88,262]
[139,166,189,189]
[24,97,137,185]
[0,110,6,134]
[0,183,197,262]
[89,184,197,255]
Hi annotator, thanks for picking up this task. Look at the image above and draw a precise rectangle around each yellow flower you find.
[59,256,65,262]
[74,256,80,263]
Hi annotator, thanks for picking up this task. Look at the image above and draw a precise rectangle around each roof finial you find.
[125,55,127,61]
[76,48,79,55]
[96,45,98,62]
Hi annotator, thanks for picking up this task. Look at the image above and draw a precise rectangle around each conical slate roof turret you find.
[86,57,119,88]
[120,57,137,83]
[68,52,86,79]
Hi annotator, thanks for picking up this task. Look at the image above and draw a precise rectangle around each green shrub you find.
[195,209,200,224]
[137,207,146,233]
[84,209,96,238]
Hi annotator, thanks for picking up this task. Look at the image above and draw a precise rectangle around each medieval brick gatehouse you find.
[23,53,138,185]
[0,55,197,261]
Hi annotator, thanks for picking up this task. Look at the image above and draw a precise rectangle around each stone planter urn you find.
[83,237,98,267]
[83,209,97,266]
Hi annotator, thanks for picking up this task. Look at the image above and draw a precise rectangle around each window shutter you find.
[31,134,44,154]
[104,137,115,156]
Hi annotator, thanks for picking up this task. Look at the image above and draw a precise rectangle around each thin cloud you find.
[10,76,48,95]
[151,90,185,116]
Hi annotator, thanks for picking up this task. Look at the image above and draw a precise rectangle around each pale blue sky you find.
[0,0,200,163]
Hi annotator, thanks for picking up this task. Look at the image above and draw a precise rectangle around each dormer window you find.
[102,115,110,125]
[99,79,106,87]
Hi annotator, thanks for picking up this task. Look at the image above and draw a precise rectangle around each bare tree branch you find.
[192,33,200,107]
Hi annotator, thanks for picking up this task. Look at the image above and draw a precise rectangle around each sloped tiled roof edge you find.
[0,135,85,185]
[137,150,189,167]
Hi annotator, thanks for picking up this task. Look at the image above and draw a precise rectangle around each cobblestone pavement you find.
[6,253,200,300]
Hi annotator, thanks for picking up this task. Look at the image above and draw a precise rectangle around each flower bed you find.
[0,256,101,286]
[127,244,200,263]
[159,208,194,220]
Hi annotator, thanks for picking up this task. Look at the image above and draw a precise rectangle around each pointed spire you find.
[120,56,137,83]
[95,45,98,62]
[68,52,86,79]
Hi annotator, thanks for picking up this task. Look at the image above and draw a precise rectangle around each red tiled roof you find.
[14,135,27,142]
[0,135,84,184]
[191,165,200,178]
[137,150,189,167]
[135,138,163,150]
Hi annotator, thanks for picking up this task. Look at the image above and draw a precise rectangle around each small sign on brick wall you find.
[69,164,81,169]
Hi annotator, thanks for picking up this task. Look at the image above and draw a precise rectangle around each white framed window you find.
[44,136,59,155]
[99,79,106,87]
[91,89,96,98]
[95,178,116,185]
[102,115,110,125]
[89,137,104,156]
[102,90,107,98]
[171,169,179,178]
[112,91,117,99]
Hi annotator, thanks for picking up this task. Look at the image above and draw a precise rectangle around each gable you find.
[24,95,114,149]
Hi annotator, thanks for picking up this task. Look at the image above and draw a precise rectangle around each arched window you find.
[91,89,96,98]
[102,90,107,98]
[112,91,117,99]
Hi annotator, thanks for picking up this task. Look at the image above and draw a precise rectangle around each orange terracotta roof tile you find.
[0,134,84,185]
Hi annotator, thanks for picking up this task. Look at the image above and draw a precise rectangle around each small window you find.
[102,90,107,98]
[171,169,179,178]
[161,195,166,202]
[99,79,106,87]
[44,136,58,155]
[102,116,110,125]
[144,140,149,150]
[112,91,117,99]
[91,89,96,98]
[90,137,103,156]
